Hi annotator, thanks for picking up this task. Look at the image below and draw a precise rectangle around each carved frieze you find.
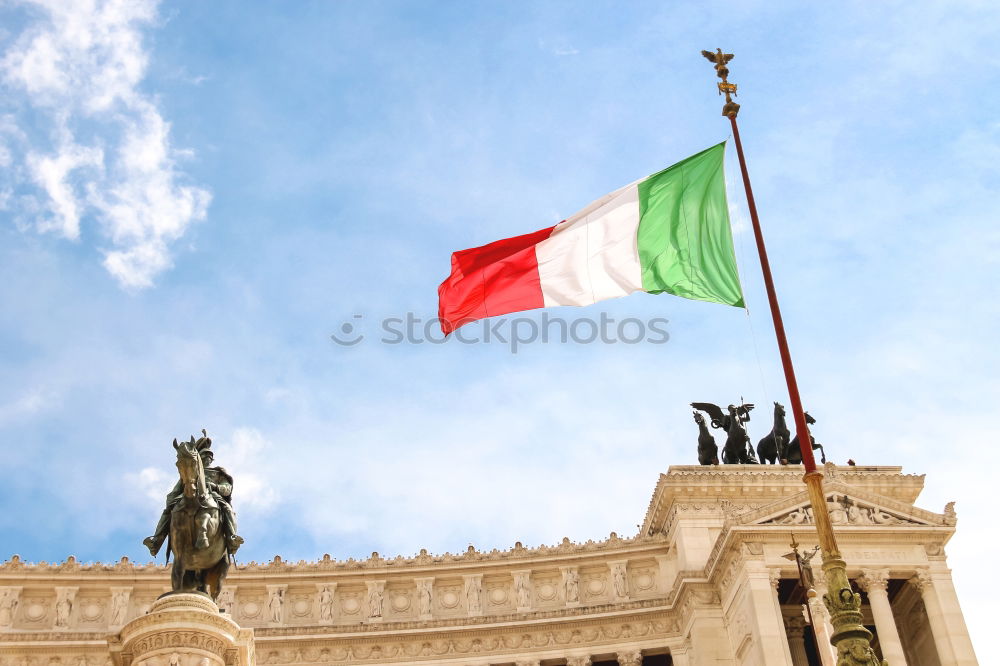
[131,632,226,659]
[761,494,926,527]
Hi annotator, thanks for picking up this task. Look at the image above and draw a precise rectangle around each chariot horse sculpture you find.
[691,401,756,464]
[756,401,790,464]
[166,435,229,601]
[786,411,827,465]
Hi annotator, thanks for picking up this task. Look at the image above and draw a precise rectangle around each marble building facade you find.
[0,465,978,665]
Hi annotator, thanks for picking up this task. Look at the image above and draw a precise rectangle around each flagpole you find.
[701,49,886,666]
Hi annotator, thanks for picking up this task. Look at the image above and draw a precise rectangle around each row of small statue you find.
[692,401,827,465]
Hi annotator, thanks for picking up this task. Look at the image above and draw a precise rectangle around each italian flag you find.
[438,142,744,334]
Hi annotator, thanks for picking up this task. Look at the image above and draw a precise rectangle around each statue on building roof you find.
[786,412,827,465]
[693,411,719,465]
[142,430,243,601]
[691,401,757,464]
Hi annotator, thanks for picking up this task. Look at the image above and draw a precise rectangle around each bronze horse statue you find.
[756,402,790,464]
[693,412,719,465]
[691,401,756,464]
[786,411,827,465]
[168,436,229,601]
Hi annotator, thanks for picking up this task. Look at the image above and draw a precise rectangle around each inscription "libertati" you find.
[841,550,915,562]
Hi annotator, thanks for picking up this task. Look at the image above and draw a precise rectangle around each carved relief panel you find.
[384,582,413,620]
[236,593,266,625]
[285,591,315,623]
[580,568,609,603]
[483,577,513,614]
[18,595,52,628]
[433,581,463,617]
[337,587,363,619]
[531,573,560,608]
[74,595,107,628]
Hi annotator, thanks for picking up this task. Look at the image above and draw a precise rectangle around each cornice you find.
[0,534,670,582]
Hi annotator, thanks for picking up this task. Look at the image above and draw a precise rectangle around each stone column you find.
[616,648,642,666]
[107,593,254,666]
[745,567,793,665]
[858,569,907,666]
[925,568,978,665]
[910,572,956,665]
[784,615,809,666]
[566,655,591,666]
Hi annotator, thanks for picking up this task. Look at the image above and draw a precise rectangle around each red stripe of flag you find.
[437,225,557,334]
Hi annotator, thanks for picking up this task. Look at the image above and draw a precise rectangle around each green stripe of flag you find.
[636,141,745,308]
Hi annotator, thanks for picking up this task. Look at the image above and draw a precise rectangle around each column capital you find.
[768,568,782,591]
[616,648,642,666]
[515,660,540,666]
[566,655,592,666]
[857,568,890,592]
[909,569,933,592]
[784,614,807,638]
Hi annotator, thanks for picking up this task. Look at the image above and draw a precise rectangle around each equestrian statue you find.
[691,401,758,464]
[143,430,244,601]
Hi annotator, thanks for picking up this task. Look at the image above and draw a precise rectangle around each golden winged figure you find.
[701,48,734,66]
[702,48,734,80]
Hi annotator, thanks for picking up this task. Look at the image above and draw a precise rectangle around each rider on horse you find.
[143,434,244,557]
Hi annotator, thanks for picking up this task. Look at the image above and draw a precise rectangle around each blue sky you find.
[0,0,997,654]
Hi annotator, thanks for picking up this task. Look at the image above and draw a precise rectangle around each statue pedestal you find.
[108,594,254,666]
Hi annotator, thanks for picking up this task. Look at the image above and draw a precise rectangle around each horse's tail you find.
[164,533,171,564]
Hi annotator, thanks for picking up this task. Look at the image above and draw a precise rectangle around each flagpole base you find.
[803,471,887,665]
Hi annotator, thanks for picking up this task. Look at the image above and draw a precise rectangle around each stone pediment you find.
[640,464,928,536]
[738,481,955,528]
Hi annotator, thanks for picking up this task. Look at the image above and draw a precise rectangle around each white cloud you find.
[1,0,210,289]
[26,133,103,239]
[226,428,281,511]
[124,466,171,506]
[0,387,55,423]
